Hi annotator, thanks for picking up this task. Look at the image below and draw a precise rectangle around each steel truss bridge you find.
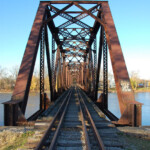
[4,0,142,127]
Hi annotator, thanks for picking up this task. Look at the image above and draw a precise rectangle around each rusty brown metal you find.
[48,1,102,4]
[101,2,142,126]
[45,3,73,24]
[12,2,48,106]
[45,25,53,101]
[4,1,142,127]
[40,27,45,110]
[95,27,103,101]
[4,2,49,125]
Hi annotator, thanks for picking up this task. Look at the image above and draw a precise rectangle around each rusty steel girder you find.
[4,2,49,125]
[4,1,142,127]
[101,2,142,126]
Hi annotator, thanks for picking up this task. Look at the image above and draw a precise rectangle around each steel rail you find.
[35,88,72,150]
[76,88,91,150]
[48,90,73,150]
[77,88,105,150]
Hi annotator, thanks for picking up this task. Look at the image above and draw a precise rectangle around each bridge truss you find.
[4,0,142,126]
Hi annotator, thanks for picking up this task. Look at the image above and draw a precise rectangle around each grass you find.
[2,131,34,150]
[118,133,150,150]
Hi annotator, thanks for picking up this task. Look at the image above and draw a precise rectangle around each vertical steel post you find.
[89,46,95,96]
[85,56,88,92]
[40,26,45,110]
[55,47,61,95]
[45,25,53,102]
[93,37,97,100]
[52,37,55,100]
[59,53,62,94]
[87,53,90,93]
[83,56,87,90]
[103,31,108,109]
[95,27,103,101]
[64,61,66,89]
[66,66,68,88]
[68,72,70,87]
[81,64,83,86]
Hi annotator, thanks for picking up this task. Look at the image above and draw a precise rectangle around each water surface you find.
[98,92,150,126]
[0,93,40,126]
[0,92,150,126]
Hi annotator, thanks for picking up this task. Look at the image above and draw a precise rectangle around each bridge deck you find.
[34,87,124,150]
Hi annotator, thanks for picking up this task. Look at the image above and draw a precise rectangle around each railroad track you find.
[35,86,124,150]
[35,90,70,125]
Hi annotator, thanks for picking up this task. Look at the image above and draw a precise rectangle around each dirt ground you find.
[1,126,150,150]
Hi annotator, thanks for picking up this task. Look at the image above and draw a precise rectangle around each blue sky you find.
[0,0,150,79]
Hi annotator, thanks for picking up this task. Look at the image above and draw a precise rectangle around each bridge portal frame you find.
[4,0,142,126]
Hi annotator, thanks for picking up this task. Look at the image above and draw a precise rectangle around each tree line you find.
[0,66,18,92]
[0,65,148,92]
[0,66,50,92]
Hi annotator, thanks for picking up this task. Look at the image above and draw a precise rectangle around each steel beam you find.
[40,27,45,110]
[45,25,53,102]
[12,2,48,108]
[95,27,103,101]
[101,2,142,126]
[45,1,103,4]
[102,31,108,109]
[74,2,105,27]
[101,2,135,113]
[45,3,73,23]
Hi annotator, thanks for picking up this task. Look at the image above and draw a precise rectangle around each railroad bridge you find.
[4,0,142,130]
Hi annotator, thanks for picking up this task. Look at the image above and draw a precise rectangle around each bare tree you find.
[9,65,19,80]
[130,71,140,90]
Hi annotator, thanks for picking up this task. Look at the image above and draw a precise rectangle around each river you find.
[0,93,40,126]
[0,92,150,126]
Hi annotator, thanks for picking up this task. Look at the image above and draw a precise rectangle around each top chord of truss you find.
[41,0,108,4]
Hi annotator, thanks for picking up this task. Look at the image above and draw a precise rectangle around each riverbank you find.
[0,91,12,93]
[0,90,39,94]
[0,126,45,150]
[98,88,150,93]
[0,126,150,150]
[117,126,150,150]
[0,90,51,94]
[1,88,150,94]
[134,88,150,93]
